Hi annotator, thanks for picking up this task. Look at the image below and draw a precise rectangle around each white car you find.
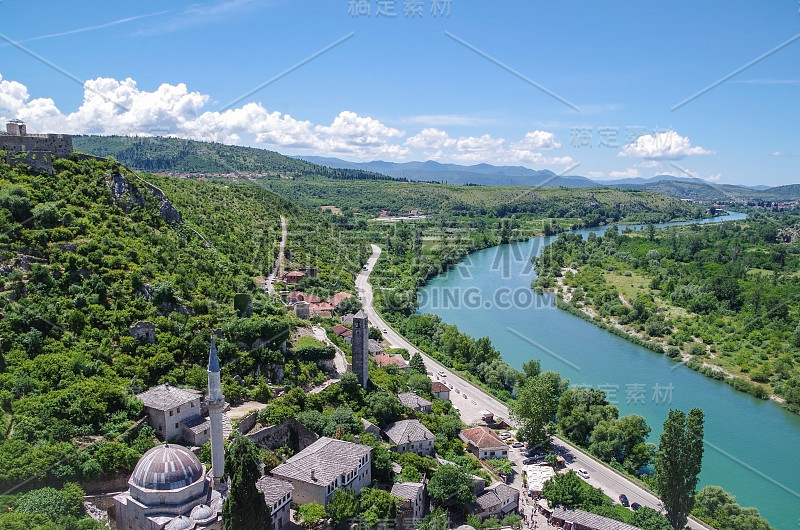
[577,468,590,479]
[437,370,446,377]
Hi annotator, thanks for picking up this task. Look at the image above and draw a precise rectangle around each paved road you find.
[356,244,712,530]
[266,215,287,295]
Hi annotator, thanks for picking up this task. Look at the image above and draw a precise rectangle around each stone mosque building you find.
[114,338,226,529]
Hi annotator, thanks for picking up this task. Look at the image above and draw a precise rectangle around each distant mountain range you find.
[70,136,799,202]
[298,156,798,201]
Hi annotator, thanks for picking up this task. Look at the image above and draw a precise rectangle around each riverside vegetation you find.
[532,214,800,413]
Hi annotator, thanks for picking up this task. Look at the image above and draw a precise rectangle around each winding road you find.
[356,243,712,530]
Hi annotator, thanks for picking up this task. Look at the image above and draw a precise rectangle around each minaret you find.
[207,335,226,489]
[351,310,369,389]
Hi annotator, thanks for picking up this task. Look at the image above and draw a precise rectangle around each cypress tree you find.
[222,435,271,530]
[654,408,705,530]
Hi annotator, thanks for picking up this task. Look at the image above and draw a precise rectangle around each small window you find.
[169,410,173,416]
[175,422,179,429]
[177,407,181,413]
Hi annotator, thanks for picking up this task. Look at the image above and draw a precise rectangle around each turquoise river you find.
[418,212,800,529]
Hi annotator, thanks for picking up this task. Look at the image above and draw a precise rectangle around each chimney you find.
[354,435,361,444]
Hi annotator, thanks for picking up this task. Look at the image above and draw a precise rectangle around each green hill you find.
[72,135,398,181]
[0,154,366,508]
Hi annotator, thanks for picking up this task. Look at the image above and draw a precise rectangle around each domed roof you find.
[190,503,214,521]
[165,515,195,530]
[130,444,204,491]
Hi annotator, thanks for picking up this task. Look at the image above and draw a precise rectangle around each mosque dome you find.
[190,503,214,521]
[130,444,204,491]
[165,515,195,530]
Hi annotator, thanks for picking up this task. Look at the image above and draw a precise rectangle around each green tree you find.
[511,371,562,446]
[359,487,399,528]
[222,436,271,530]
[297,502,327,529]
[415,507,449,530]
[427,464,477,510]
[654,408,704,530]
[631,507,672,530]
[407,373,433,396]
[409,352,427,374]
[14,487,72,519]
[327,487,358,530]
[540,471,605,510]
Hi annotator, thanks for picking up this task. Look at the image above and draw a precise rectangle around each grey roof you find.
[353,309,367,320]
[256,475,294,506]
[391,482,424,501]
[181,415,210,434]
[368,339,384,353]
[270,436,372,486]
[208,336,220,372]
[137,384,199,411]
[397,392,432,410]
[549,507,641,530]
[384,420,434,446]
[472,489,502,511]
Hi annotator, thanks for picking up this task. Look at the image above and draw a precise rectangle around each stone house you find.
[398,392,432,413]
[431,381,450,401]
[137,384,204,443]
[383,420,435,456]
[459,427,508,460]
[256,476,294,530]
[392,482,426,527]
[470,483,520,519]
[269,437,372,507]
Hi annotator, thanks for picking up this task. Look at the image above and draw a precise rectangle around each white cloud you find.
[707,173,722,182]
[619,131,714,160]
[607,168,641,179]
[587,171,605,178]
[510,130,561,150]
[635,160,662,168]
[0,72,577,165]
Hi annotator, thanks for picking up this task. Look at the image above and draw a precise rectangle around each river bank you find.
[549,270,782,407]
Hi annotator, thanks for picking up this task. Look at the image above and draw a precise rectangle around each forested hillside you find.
[257,177,707,224]
[534,214,800,411]
[0,155,367,526]
[73,135,398,181]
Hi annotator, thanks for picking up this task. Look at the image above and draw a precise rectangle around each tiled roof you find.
[431,381,450,393]
[332,325,350,336]
[384,420,434,445]
[397,392,432,410]
[472,483,519,512]
[473,489,502,511]
[270,437,371,486]
[459,427,506,449]
[256,476,294,506]
[373,353,408,369]
[328,292,354,307]
[290,291,321,303]
[550,507,642,530]
[391,482,424,501]
[137,384,199,411]
[368,339,384,353]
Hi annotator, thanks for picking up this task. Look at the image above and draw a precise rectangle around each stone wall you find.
[0,133,73,173]
[246,418,318,453]
[236,411,259,435]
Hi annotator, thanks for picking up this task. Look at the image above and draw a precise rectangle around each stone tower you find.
[351,310,369,389]
[207,336,226,490]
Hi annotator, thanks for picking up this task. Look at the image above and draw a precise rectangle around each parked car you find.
[631,502,641,511]
[522,457,538,465]
[577,468,590,479]
[437,370,446,377]
[499,432,512,439]
[462,393,468,399]
[511,442,525,448]
[619,494,629,507]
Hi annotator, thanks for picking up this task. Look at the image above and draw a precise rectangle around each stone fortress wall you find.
[0,120,73,173]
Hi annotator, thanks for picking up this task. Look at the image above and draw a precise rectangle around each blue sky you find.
[1,0,798,185]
